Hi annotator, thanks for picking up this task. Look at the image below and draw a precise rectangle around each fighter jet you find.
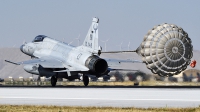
[5,17,193,86]
[5,17,142,86]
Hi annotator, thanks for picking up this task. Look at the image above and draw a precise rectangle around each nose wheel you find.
[51,76,57,87]
[83,75,89,86]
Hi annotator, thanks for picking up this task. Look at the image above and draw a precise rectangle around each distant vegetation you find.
[0,105,199,112]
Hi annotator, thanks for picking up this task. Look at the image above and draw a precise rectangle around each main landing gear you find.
[83,75,89,86]
[51,74,89,87]
[51,75,57,87]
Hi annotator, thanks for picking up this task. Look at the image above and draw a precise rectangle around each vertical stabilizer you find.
[82,17,99,54]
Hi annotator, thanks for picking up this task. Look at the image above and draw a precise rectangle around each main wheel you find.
[51,76,57,87]
[83,75,89,86]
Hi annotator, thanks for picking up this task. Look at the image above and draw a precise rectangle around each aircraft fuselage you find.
[20,35,108,78]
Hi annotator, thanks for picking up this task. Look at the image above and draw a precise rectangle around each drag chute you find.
[136,23,193,76]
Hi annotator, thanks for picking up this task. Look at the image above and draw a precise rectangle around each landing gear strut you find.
[51,75,57,87]
[83,75,89,86]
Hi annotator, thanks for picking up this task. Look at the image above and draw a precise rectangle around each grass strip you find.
[0,105,199,112]
[2,81,200,86]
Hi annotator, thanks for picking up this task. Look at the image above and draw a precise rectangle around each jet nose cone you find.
[20,45,24,52]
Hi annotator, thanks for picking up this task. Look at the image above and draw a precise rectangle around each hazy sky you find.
[0,0,199,51]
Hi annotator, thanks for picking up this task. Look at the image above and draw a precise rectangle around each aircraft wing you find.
[5,57,64,68]
[105,58,143,66]
[5,57,90,72]
[104,58,143,71]
[53,67,89,72]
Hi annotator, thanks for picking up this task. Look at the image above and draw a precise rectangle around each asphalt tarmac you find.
[0,87,200,108]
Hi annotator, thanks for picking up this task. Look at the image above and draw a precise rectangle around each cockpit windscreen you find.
[33,35,47,42]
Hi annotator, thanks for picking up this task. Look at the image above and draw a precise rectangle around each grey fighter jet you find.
[5,17,193,86]
[5,17,141,86]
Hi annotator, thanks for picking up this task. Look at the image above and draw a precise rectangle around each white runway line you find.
[1,97,200,102]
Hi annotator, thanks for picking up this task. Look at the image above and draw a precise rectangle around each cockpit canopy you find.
[33,35,47,42]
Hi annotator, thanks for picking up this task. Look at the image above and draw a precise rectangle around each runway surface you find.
[0,87,200,108]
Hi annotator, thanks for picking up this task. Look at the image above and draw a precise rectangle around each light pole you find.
[116,42,123,51]
[101,38,109,51]
[128,42,130,51]
[119,42,123,51]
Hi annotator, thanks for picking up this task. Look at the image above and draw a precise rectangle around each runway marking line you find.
[1,97,200,102]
